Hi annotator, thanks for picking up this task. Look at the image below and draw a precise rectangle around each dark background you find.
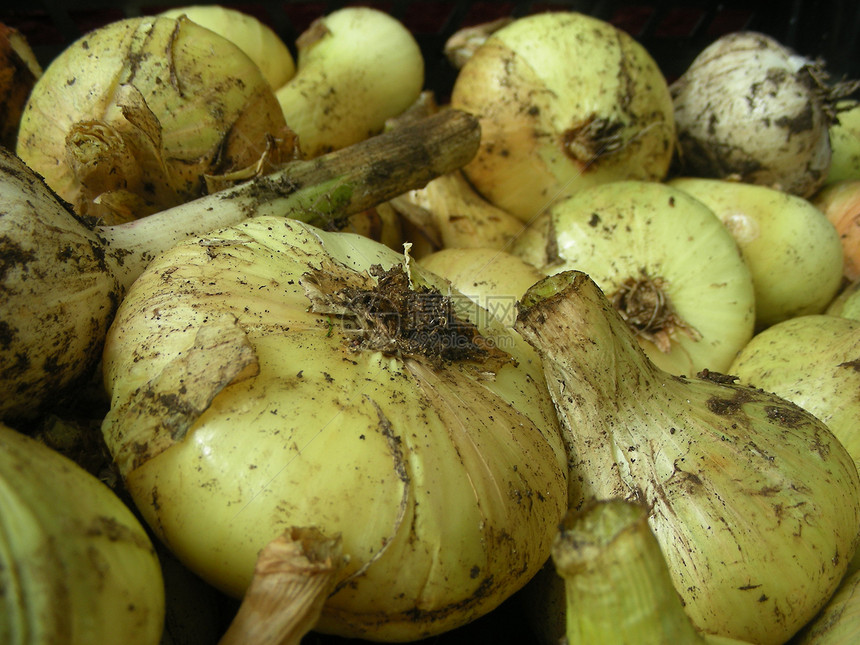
[4,0,859,96]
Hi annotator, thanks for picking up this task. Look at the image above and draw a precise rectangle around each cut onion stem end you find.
[218,527,345,645]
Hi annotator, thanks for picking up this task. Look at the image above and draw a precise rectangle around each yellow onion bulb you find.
[157,5,296,90]
[100,217,568,641]
[16,16,297,224]
[450,11,676,222]
[0,422,164,645]
[510,180,756,376]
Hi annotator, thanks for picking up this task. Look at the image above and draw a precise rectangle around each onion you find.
[516,270,860,644]
[390,169,526,253]
[16,15,297,224]
[813,178,860,281]
[450,11,676,222]
[827,100,860,184]
[0,421,164,644]
[275,7,424,158]
[670,177,844,327]
[418,247,545,327]
[0,109,480,422]
[827,278,860,320]
[0,22,41,149]
[99,216,567,640]
[671,31,858,198]
[728,314,860,468]
[157,5,296,90]
[510,180,755,376]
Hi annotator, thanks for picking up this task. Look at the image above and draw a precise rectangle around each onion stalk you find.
[219,527,344,645]
[0,108,480,422]
[99,216,568,641]
[551,499,750,644]
[515,270,860,644]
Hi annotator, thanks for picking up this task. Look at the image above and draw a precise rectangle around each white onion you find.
[671,31,858,198]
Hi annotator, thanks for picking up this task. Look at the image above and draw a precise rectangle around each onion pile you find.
[4,5,860,644]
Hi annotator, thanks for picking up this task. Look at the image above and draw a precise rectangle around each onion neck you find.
[516,270,664,406]
[553,500,708,645]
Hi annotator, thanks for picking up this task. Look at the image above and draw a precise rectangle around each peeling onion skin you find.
[671,31,836,199]
[157,5,296,90]
[100,217,568,641]
[16,16,296,224]
[450,11,676,222]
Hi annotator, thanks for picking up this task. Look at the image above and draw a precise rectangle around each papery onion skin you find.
[158,5,296,90]
[450,11,676,222]
[671,31,837,199]
[16,16,296,224]
[100,216,567,641]
[0,421,164,645]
